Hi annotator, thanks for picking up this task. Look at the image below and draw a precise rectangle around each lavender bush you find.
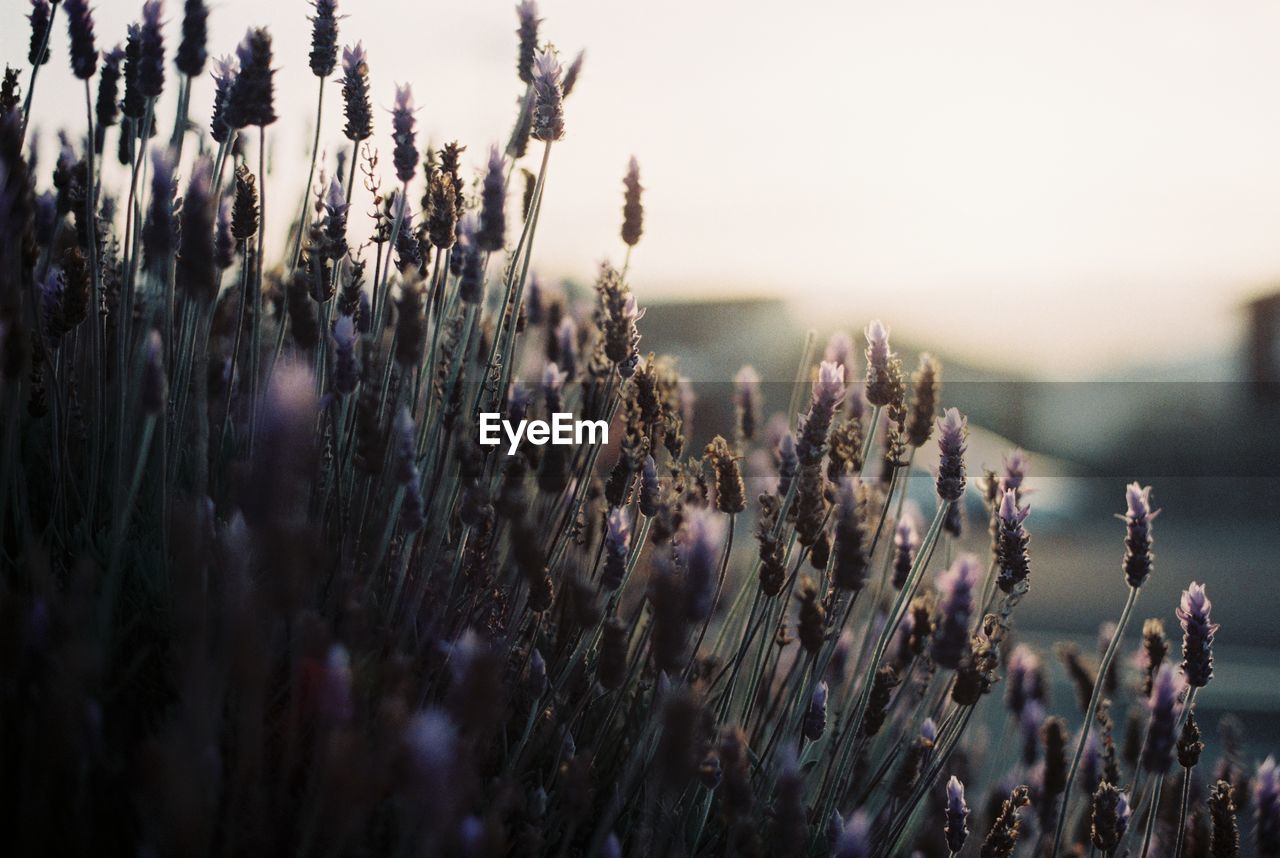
[0,3,1274,856]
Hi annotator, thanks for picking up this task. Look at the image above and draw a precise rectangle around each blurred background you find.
[7,0,1280,741]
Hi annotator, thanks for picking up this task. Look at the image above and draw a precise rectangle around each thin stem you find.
[1051,584,1141,857]
[20,2,57,140]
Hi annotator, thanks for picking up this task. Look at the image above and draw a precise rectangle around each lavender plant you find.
[0,3,1274,856]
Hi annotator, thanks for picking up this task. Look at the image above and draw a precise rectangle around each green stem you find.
[1051,585,1141,857]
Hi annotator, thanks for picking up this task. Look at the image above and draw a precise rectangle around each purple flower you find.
[555,316,578,379]
[833,477,868,592]
[317,643,353,726]
[863,319,893,407]
[562,49,585,97]
[63,0,97,80]
[226,27,276,129]
[621,155,643,247]
[215,198,235,269]
[734,365,760,441]
[331,315,359,396]
[141,330,165,414]
[835,811,871,858]
[935,407,967,502]
[319,176,348,260]
[602,507,631,591]
[1122,482,1159,588]
[681,507,725,621]
[1176,581,1217,688]
[995,489,1031,594]
[176,0,208,78]
[28,0,52,68]
[921,717,938,744]
[777,431,798,496]
[142,149,176,269]
[1141,664,1184,774]
[945,775,970,854]
[138,0,165,99]
[540,362,566,412]
[530,49,565,141]
[209,54,237,144]
[1257,756,1280,856]
[802,681,828,741]
[932,553,978,669]
[309,0,339,78]
[1001,448,1029,497]
[391,83,417,184]
[796,360,845,465]
[393,407,418,485]
[516,1,540,83]
[476,145,506,252]
[340,42,372,141]
[1020,700,1044,765]
[177,156,216,304]
[891,512,920,590]
[639,454,661,517]
[824,331,854,374]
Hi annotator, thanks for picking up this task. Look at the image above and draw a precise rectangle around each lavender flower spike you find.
[681,507,726,622]
[802,680,828,741]
[340,42,372,142]
[932,553,979,670]
[601,506,630,591]
[530,48,565,142]
[1258,756,1280,857]
[63,0,97,81]
[226,28,276,129]
[1176,581,1218,688]
[995,489,1031,594]
[141,330,165,414]
[1141,663,1184,774]
[891,513,919,590]
[309,0,339,78]
[734,365,760,441]
[1121,482,1159,588]
[138,0,166,100]
[1089,781,1130,853]
[390,83,417,184]
[835,811,872,858]
[864,319,894,406]
[796,360,845,465]
[476,144,506,252]
[945,775,970,854]
[935,407,968,503]
[515,1,540,84]
[176,0,209,78]
[331,315,358,396]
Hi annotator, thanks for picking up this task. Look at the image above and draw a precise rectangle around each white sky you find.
[8,0,1280,377]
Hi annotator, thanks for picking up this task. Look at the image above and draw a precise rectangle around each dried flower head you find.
[476,144,506,251]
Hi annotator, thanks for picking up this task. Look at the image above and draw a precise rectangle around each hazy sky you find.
[8,0,1280,377]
